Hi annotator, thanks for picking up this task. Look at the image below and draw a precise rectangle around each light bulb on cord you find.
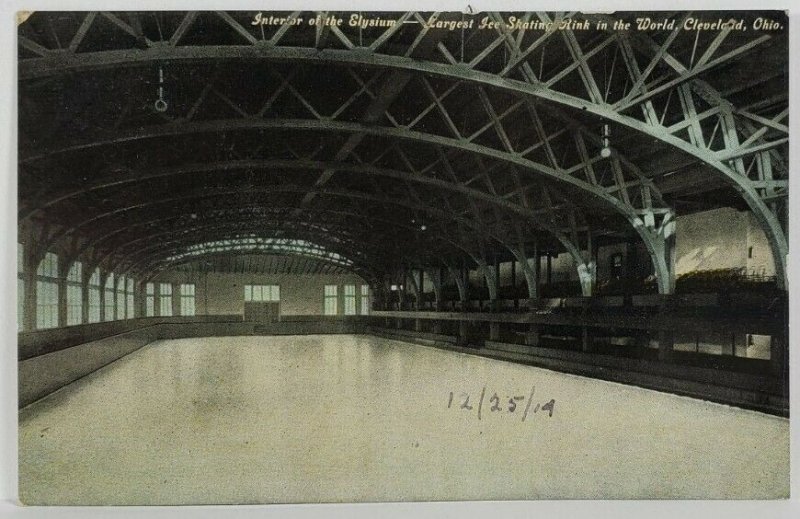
[600,123,611,158]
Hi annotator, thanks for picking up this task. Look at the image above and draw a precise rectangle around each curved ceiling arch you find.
[126,228,450,280]
[21,118,654,224]
[28,116,678,289]
[72,205,479,266]
[28,156,587,260]
[142,249,374,284]
[22,158,577,222]
[109,221,440,276]
[28,118,660,267]
[40,171,586,269]
[18,11,787,289]
[18,31,785,186]
[97,211,481,265]
[47,185,557,279]
[107,223,379,271]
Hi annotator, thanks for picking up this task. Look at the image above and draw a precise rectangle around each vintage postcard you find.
[15,7,791,506]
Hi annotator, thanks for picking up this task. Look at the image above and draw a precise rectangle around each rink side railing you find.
[18,296,787,414]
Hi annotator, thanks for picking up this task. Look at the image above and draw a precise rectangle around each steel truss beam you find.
[71,205,466,269]
[78,205,474,285]
[134,238,374,283]
[141,249,374,286]
[106,213,474,278]
[18,11,787,288]
[43,184,550,282]
[24,117,671,292]
[105,221,380,272]
[36,156,579,251]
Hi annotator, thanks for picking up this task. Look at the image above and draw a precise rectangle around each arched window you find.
[126,277,135,318]
[324,285,338,315]
[88,268,101,323]
[104,273,115,321]
[145,283,155,317]
[159,283,173,316]
[360,285,370,315]
[180,284,195,316]
[66,261,83,326]
[344,284,356,315]
[36,252,59,329]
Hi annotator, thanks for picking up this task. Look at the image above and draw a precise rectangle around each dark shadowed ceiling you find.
[18,10,789,286]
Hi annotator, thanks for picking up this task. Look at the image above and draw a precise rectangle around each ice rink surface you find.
[18,335,789,504]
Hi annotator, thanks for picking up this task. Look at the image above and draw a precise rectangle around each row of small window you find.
[324,284,370,316]
[17,252,138,330]
[245,284,280,302]
[144,283,196,318]
[244,284,370,315]
[18,249,197,330]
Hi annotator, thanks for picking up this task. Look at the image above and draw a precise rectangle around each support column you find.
[770,332,787,376]
[23,248,39,331]
[426,267,443,311]
[394,272,403,327]
[461,265,469,309]
[132,281,140,318]
[474,257,498,311]
[512,251,538,301]
[380,276,392,311]
[582,326,593,353]
[666,229,677,294]
[418,269,425,309]
[458,320,468,346]
[489,321,500,341]
[525,325,540,347]
[432,319,442,334]
[494,257,500,299]
[81,263,91,324]
[406,267,421,311]
[658,330,674,361]
[577,232,597,296]
[633,332,650,356]
[448,265,467,309]
[396,277,406,310]
[577,257,596,297]
[645,216,676,295]
[99,271,108,321]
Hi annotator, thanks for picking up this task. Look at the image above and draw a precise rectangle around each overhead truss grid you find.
[18,10,789,293]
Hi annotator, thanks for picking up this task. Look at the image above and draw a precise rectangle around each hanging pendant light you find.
[600,123,611,158]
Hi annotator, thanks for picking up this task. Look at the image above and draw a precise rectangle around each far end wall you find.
[152,271,368,316]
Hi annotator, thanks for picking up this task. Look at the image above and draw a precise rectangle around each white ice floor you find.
[18,335,789,504]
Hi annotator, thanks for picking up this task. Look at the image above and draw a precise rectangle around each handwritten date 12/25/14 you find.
[447,386,555,422]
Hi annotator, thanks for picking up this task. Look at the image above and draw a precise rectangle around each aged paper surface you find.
[9,2,796,516]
